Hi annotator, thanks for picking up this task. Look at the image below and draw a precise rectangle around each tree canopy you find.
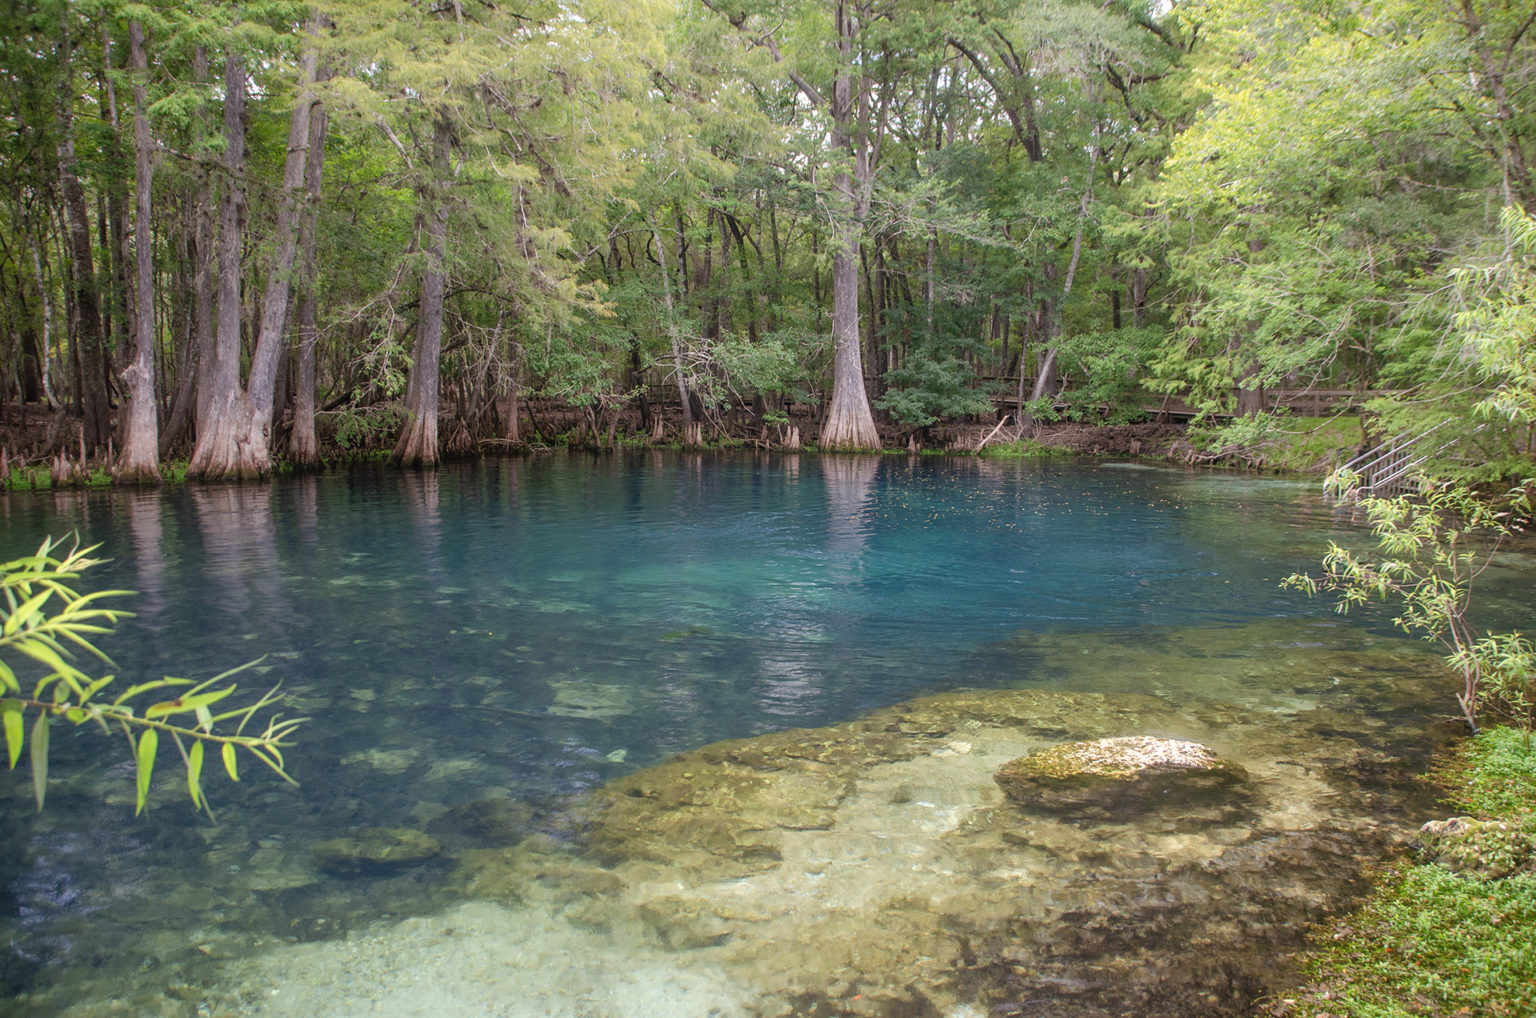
[0,0,1530,471]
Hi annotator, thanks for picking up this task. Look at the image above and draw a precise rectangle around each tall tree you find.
[188,24,320,479]
[392,114,450,466]
[289,60,329,468]
[188,48,248,477]
[55,5,113,452]
[705,0,886,448]
[115,17,160,482]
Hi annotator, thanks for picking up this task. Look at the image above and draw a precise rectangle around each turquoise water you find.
[0,453,1524,1015]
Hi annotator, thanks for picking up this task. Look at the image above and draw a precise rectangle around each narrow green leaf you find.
[135,729,158,816]
[187,741,205,810]
[2,700,23,769]
[221,742,239,782]
[111,677,191,706]
[30,713,49,810]
[3,588,54,637]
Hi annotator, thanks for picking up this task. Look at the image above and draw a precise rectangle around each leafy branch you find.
[1284,472,1530,733]
[1,536,304,816]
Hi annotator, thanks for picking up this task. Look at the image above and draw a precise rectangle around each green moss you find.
[1419,816,1536,880]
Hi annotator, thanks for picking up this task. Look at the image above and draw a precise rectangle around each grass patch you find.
[1294,865,1536,1017]
[1191,413,1369,475]
[1450,726,1536,818]
[977,439,1072,459]
[1264,726,1536,1017]
[0,464,115,490]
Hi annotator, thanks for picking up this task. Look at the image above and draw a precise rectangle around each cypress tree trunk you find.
[102,26,133,386]
[237,32,319,471]
[188,50,251,478]
[56,20,112,453]
[818,4,880,450]
[392,115,451,467]
[290,65,329,468]
[190,37,316,478]
[650,213,695,444]
[115,20,161,483]
[159,220,200,456]
[190,46,217,442]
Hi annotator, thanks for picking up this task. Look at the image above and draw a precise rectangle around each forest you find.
[0,0,1533,479]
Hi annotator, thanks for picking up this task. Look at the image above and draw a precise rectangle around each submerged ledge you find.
[198,658,1452,1018]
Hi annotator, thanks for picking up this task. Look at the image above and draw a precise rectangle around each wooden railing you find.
[983,383,1394,420]
[634,377,1396,422]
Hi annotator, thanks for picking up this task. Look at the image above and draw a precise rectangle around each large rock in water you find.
[994,735,1248,819]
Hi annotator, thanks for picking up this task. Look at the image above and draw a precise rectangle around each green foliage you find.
[1187,412,1368,473]
[1456,725,1536,817]
[1452,633,1536,746]
[1,537,302,816]
[1052,327,1162,423]
[1279,726,1536,1018]
[1298,864,1536,1017]
[1283,475,1531,731]
[1457,206,1536,425]
[877,353,996,429]
[328,405,408,454]
[1150,0,1518,431]
[1186,410,1293,465]
[977,438,1071,459]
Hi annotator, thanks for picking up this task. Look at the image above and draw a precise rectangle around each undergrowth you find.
[1262,726,1536,1017]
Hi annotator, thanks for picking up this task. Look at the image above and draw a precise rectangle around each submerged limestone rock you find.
[310,827,442,874]
[994,735,1248,818]
[1417,815,1536,879]
[426,796,533,852]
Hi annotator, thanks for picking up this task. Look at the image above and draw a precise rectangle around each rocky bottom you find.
[180,636,1453,1018]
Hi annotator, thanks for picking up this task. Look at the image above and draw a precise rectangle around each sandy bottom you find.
[217,901,752,1018]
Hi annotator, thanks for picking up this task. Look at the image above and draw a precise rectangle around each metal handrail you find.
[1340,419,1450,477]
[1333,418,1466,499]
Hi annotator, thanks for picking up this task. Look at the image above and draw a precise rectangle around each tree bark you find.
[392,114,451,467]
[27,236,59,408]
[115,20,161,483]
[188,46,217,442]
[160,215,200,456]
[56,19,112,452]
[290,70,329,468]
[819,1,881,450]
[239,31,320,470]
[188,49,250,478]
[650,212,695,442]
[102,26,133,384]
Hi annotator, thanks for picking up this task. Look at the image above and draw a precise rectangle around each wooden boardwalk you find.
[636,378,1390,422]
[983,383,1389,421]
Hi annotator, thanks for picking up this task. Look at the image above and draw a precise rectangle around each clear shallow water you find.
[0,453,1528,1016]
